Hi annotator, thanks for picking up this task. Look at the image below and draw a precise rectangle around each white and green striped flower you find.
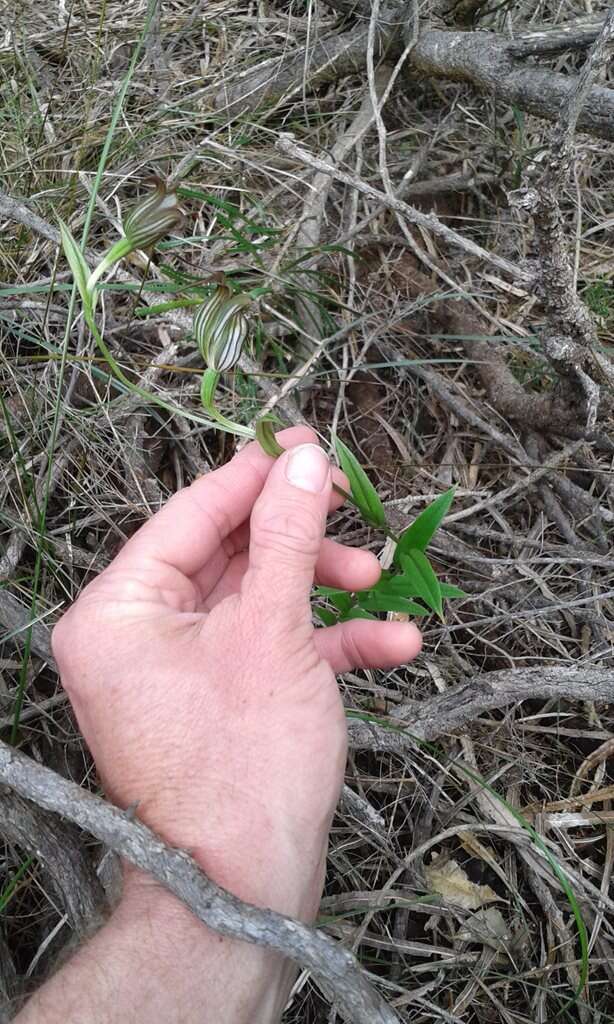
[86,178,183,296]
[122,179,183,250]
[194,285,250,372]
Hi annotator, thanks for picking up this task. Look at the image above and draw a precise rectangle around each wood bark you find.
[212,15,614,142]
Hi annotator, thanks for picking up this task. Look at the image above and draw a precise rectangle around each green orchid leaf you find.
[314,606,338,627]
[329,591,353,614]
[439,582,467,599]
[400,550,443,619]
[394,487,456,566]
[357,590,429,616]
[372,574,424,599]
[340,607,377,622]
[58,219,92,313]
[334,436,386,529]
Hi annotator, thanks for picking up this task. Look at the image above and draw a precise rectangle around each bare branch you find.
[409,29,614,142]
[213,5,401,114]
[0,591,55,664]
[347,666,614,755]
[0,740,401,1024]
[509,15,609,57]
[275,134,530,283]
[552,10,614,164]
[208,13,614,141]
[0,191,61,246]
[0,791,107,935]
[508,12,614,427]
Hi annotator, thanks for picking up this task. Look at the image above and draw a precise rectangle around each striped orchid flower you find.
[194,285,250,372]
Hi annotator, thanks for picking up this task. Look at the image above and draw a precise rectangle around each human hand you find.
[52,427,421,921]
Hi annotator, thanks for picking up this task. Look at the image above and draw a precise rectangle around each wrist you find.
[122,825,327,924]
[121,794,330,923]
[113,883,296,1024]
[15,881,296,1024]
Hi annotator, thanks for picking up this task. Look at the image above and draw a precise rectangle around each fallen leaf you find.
[425,858,501,911]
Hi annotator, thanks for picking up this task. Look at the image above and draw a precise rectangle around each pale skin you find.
[15,427,421,1024]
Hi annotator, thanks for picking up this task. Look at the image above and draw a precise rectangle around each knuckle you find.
[340,624,363,668]
[254,501,323,560]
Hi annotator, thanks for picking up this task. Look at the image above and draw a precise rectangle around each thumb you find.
[244,443,332,628]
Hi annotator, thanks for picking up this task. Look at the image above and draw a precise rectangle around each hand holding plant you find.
[60,178,464,623]
[51,428,422,913]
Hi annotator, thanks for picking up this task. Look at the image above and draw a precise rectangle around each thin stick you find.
[274,135,532,284]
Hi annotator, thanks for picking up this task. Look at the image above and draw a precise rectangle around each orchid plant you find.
[60,179,465,625]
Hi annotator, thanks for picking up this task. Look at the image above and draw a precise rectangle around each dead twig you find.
[348,666,614,749]
[275,135,530,285]
[209,13,614,141]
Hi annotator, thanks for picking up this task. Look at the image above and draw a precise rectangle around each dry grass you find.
[1,0,614,1021]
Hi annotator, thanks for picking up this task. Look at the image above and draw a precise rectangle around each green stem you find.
[332,486,399,542]
[200,368,253,437]
[86,236,134,295]
[85,312,254,436]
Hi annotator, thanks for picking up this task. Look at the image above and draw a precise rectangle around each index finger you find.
[113,426,319,577]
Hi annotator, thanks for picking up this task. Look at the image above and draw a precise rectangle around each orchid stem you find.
[200,368,253,437]
[86,237,134,294]
[84,312,251,435]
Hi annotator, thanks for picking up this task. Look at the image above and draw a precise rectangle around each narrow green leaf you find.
[0,857,33,913]
[314,606,338,627]
[357,591,429,616]
[340,607,377,622]
[400,550,443,618]
[58,219,91,312]
[329,591,353,614]
[394,488,456,566]
[439,583,467,599]
[334,437,386,528]
[372,574,425,599]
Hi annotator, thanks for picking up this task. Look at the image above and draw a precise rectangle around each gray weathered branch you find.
[212,14,614,141]
[347,666,614,757]
[0,740,400,1024]
[214,5,398,113]
[508,11,614,428]
[0,592,54,664]
[408,29,614,142]
[0,790,107,935]
[509,15,608,57]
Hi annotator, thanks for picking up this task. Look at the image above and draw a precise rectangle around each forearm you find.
[14,888,296,1024]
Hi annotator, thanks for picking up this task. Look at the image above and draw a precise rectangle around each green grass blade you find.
[0,857,33,913]
[11,0,162,743]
